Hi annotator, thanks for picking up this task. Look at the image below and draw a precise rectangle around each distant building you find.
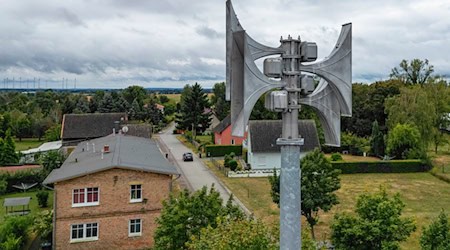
[212,114,246,145]
[61,113,128,146]
[245,120,320,169]
[44,135,178,249]
[20,140,62,163]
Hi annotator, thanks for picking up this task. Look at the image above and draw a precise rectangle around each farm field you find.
[204,160,450,250]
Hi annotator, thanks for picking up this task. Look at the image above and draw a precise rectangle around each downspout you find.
[43,184,56,250]
[170,174,181,192]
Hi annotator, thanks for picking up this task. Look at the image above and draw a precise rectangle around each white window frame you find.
[72,187,100,207]
[231,139,235,145]
[130,184,142,203]
[129,219,142,237]
[70,222,99,243]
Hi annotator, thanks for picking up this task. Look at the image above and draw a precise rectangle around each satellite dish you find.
[122,126,129,133]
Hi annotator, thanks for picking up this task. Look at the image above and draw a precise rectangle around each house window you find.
[72,187,99,207]
[129,219,142,237]
[231,139,235,145]
[71,223,98,242]
[130,184,142,202]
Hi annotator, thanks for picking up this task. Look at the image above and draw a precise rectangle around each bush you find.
[0,178,7,195]
[0,215,33,248]
[331,160,429,174]
[36,190,49,208]
[0,169,44,194]
[228,160,238,171]
[205,145,242,157]
[331,153,343,161]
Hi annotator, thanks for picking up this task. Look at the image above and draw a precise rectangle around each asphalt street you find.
[157,124,235,204]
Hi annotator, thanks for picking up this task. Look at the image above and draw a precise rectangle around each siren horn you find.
[226,0,284,137]
[301,23,352,116]
[299,79,341,146]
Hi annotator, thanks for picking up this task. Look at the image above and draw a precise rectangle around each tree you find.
[2,129,19,165]
[211,82,230,121]
[158,95,170,104]
[154,185,243,250]
[390,59,434,85]
[122,85,147,106]
[32,210,53,241]
[370,120,385,157]
[424,79,450,153]
[420,210,450,250]
[44,124,61,142]
[268,169,280,206]
[176,83,212,138]
[129,99,143,121]
[269,149,341,239]
[186,218,279,250]
[331,188,416,250]
[385,85,436,148]
[40,151,65,176]
[386,123,423,159]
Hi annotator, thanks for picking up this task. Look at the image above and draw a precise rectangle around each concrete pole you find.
[277,35,304,249]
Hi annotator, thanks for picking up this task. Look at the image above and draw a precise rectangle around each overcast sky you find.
[0,0,449,89]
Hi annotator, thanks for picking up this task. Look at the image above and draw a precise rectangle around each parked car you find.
[183,152,193,161]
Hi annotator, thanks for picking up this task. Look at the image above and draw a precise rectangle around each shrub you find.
[0,178,7,195]
[331,153,343,161]
[331,160,429,174]
[228,160,238,171]
[205,145,242,157]
[0,215,33,248]
[36,190,49,208]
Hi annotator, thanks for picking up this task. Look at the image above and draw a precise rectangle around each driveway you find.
[156,124,250,214]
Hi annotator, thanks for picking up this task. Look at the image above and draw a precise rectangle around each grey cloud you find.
[58,8,86,27]
[195,26,224,39]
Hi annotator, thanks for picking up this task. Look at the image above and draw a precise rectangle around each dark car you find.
[183,152,193,161]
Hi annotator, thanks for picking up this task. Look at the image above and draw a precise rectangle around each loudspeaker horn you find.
[299,79,341,146]
[229,30,285,137]
[226,0,282,101]
[226,0,284,137]
[301,23,352,116]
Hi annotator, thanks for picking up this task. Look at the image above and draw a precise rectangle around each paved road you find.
[156,124,234,204]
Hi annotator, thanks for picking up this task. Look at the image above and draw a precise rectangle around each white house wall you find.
[249,151,309,170]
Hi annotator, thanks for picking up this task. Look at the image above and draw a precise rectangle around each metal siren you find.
[299,79,341,146]
[301,23,352,116]
[226,0,282,101]
[229,30,284,137]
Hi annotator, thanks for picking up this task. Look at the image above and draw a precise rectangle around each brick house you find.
[212,114,246,145]
[43,135,178,250]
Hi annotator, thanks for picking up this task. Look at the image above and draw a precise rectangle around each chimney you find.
[103,145,110,153]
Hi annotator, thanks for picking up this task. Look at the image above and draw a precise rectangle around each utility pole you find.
[277,35,304,249]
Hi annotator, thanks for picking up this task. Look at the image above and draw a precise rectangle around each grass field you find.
[204,159,450,249]
[0,190,54,223]
[15,138,43,151]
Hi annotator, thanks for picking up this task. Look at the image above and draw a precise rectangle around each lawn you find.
[0,189,54,223]
[203,161,450,249]
[15,138,43,151]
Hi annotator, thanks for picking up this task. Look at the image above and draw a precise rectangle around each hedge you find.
[0,169,45,193]
[205,145,242,157]
[331,160,430,174]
